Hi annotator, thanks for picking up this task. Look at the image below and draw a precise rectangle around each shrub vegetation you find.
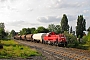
[82,32,90,50]
[0,40,41,58]
[63,31,79,48]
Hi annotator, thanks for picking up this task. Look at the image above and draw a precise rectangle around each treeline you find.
[0,14,87,39]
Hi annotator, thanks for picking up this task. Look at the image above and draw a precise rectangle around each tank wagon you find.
[26,34,33,41]
[14,35,21,40]
[21,35,26,40]
[32,33,47,43]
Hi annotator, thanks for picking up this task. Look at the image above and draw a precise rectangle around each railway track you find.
[15,40,90,60]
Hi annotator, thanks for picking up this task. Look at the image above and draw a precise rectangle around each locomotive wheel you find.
[48,41,51,45]
[54,40,58,46]
[34,39,37,43]
[44,41,47,44]
[50,42,53,46]
[65,42,67,47]
[45,41,48,44]
[37,40,40,43]
[54,42,58,46]
[58,43,64,47]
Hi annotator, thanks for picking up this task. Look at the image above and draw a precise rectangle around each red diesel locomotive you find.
[43,32,67,46]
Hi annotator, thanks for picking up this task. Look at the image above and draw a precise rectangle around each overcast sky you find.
[0,0,90,32]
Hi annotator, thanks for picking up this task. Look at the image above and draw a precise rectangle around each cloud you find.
[37,15,77,24]
[27,8,33,11]
[7,20,39,27]
[49,0,90,9]
[83,10,90,14]
[37,16,60,23]
[5,20,40,31]
[0,0,6,2]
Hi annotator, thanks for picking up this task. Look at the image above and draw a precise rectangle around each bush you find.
[82,36,88,44]
[0,44,3,49]
[86,32,90,46]
[82,32,90,46]
[63,31,79,48]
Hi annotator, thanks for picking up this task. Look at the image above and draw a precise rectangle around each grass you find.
[76,44,89,50]
[0,40,41,58]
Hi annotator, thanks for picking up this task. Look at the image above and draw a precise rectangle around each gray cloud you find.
[27,8,33,11]
[7,20,39,27]
[0,0,6,2]
[5,20,40,32]
[49,0,90,9]
[37,15,77,23]
[37,16,60,23]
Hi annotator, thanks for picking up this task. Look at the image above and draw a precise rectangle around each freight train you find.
[14,32,67,47]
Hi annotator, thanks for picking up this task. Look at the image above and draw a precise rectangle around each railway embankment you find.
[15,40,90,60]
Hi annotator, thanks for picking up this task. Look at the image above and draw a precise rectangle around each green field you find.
[0,40,41,58]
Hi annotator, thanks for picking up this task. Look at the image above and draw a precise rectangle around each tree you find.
[0,23,6,39]
[55,25,61,34]
[70,26,73,34]
[0,28,6,39]
[82,19,86,31]
[48,24,56,32]
[76,15,86,38]
[20,28,31,35]
[0,23,5,49]
[26,28,31,34]
[30,28,36,34]
[0,23,5,29]
[10,30,16,37]
[48,24,61,34]
[61,14,69,32]
[35,26,49,33]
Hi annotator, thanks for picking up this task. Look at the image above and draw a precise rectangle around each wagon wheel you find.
[42,39,45,44]
[54,39,58,46]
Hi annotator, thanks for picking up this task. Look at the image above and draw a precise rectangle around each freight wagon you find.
[21,35,26,40]
[32,33,47,43]
[26,34,33,41]
[14,35,21,40]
